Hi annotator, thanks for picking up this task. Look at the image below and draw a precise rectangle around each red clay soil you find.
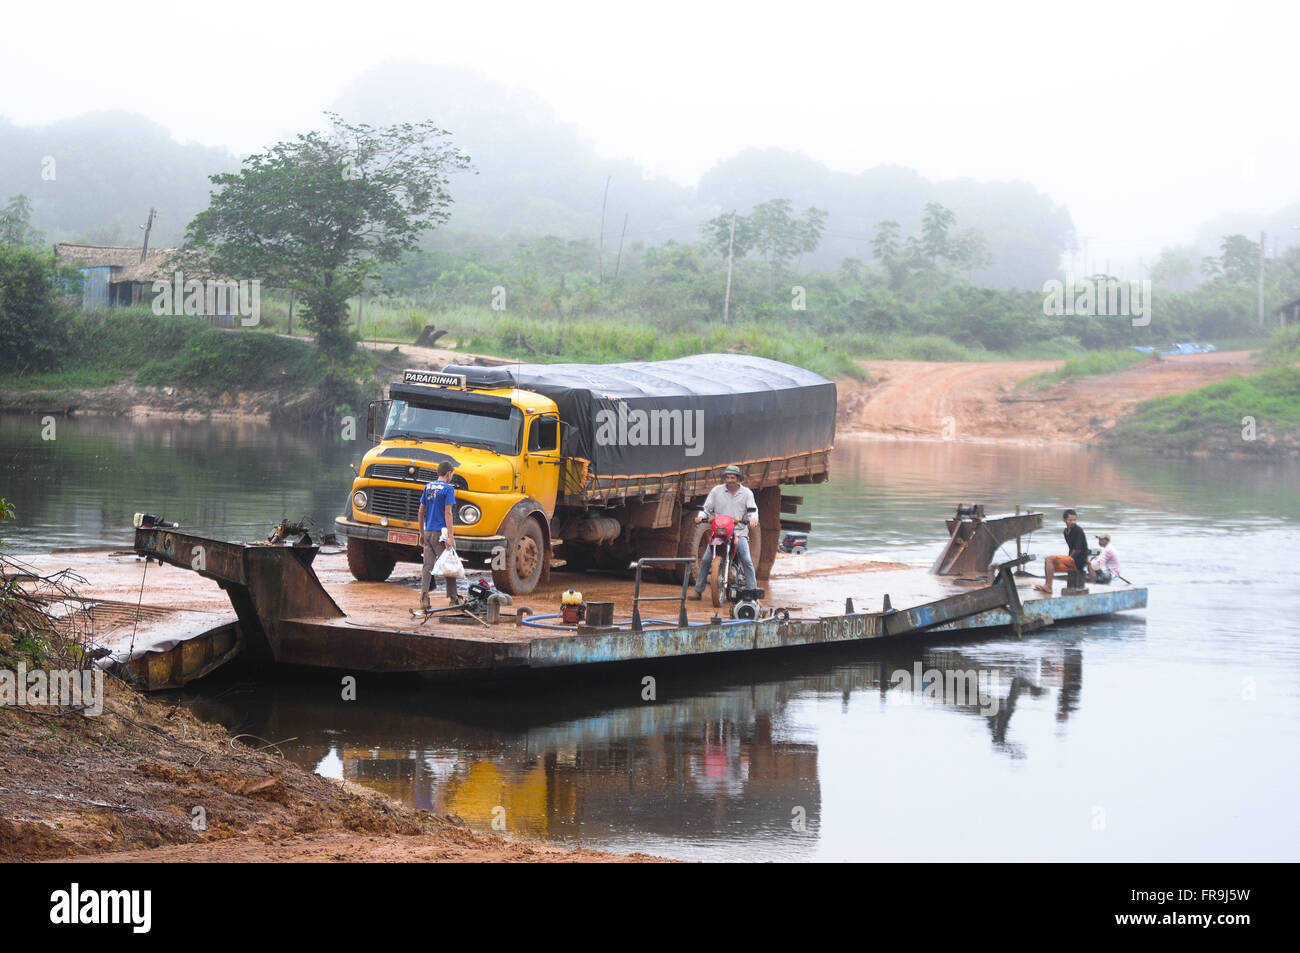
[0,654,663,863]
[837,351,1258,444]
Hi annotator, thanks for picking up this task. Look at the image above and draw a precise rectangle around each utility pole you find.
[613,213,628,281]
[598,176,611,284]
[722,210,737,326]
[1259,230,1266,329]
[139,207,155,262]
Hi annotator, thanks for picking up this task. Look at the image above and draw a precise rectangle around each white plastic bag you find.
[433,547,464,578]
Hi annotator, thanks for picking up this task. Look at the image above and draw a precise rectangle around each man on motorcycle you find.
[688,465,758,600]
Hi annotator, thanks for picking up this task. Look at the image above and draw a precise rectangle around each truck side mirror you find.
[367,400,391,444]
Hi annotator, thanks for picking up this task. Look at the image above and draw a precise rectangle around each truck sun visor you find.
[388,382,515,419]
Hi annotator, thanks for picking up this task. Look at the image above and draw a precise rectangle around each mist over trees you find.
[3,64,1081,290]
[5,60,1298,360]
[0,112,238,246]
[695,148,1075,287]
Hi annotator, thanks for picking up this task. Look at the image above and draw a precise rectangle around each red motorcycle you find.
[701,509,763,616]
[705,514,740,608]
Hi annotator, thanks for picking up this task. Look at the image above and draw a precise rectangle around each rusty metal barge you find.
[104,504,1149,691]
[111,505,1146,691]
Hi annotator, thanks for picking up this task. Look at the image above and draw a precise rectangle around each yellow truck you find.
[335,355,836,595]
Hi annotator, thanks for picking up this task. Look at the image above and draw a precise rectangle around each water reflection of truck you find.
[334,355,836,595]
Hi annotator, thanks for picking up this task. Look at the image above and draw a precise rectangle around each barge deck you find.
[12,507,1147,690]
[104,501,1149,686]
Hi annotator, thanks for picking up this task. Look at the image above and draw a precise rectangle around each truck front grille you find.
[367,486,422,522]
[366,464,468,490]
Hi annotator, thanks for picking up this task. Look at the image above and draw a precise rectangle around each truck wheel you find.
[683,520,710,586]
[755,485,780,580]
[493,519,545,595]
[346,536,396,582]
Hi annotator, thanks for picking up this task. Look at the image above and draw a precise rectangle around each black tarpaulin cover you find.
[496,354,836,478]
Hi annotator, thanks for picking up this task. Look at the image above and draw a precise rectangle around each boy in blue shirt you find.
[417,460,458,610]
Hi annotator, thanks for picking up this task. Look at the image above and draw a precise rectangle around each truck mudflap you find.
[333,516,506,554]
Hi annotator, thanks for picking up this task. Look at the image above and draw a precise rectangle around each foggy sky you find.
[4,0,1298,268]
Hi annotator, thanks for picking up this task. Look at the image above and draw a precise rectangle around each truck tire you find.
[755,485,780,580]
[346,536,396,582]
[493,518,545,595]
[682,518,710,586]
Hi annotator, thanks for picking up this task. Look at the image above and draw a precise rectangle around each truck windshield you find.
[384,401,522,454]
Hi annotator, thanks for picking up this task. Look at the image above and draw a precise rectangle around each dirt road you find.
[836,351,1257,444]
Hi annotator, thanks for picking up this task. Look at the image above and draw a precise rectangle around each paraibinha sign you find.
[403,369,467,388]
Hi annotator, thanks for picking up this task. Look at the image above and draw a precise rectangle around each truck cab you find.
[336,368,562,594]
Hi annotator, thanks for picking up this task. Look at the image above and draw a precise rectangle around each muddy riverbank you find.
[0,660,662,862]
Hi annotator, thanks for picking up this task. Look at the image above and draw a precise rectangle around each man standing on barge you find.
[417,460,459,610]
[689,465,758,599]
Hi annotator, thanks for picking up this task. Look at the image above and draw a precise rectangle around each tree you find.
[0,245,75,373]
[185,113,471,357]
[1150,246,1198,291]
[918,201,956,264]
[701,210,758,260]
[701,198,827,268]
[0,195,44,248]
[872,204,990,289]
[871,219,909,289]
[1201,234,1260,285]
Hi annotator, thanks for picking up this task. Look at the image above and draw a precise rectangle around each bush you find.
[1257,325,1300,366]
[1022,348,1153,387]
[0,245,76,374]
[1103,366,1300,450]
[136,328,313,392]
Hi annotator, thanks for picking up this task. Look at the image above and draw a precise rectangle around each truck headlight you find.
[352,491,368,512]
[458,504,481,525]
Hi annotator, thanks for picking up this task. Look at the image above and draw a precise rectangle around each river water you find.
[4,414,1298,861]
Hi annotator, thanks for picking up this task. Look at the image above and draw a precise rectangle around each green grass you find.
[1103,366,1300,452]
[1006,337,1087,360]
[1020,348,1154,388]
[1211,333,1273,352]
[0,309,211,390]
[445,313,869,379]
[1254,325,1300,366]
[136,329,315,392]
[0,308,379,420]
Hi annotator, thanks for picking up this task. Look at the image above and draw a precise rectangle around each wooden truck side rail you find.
[554,447,832,581]
[558,448,832,506]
